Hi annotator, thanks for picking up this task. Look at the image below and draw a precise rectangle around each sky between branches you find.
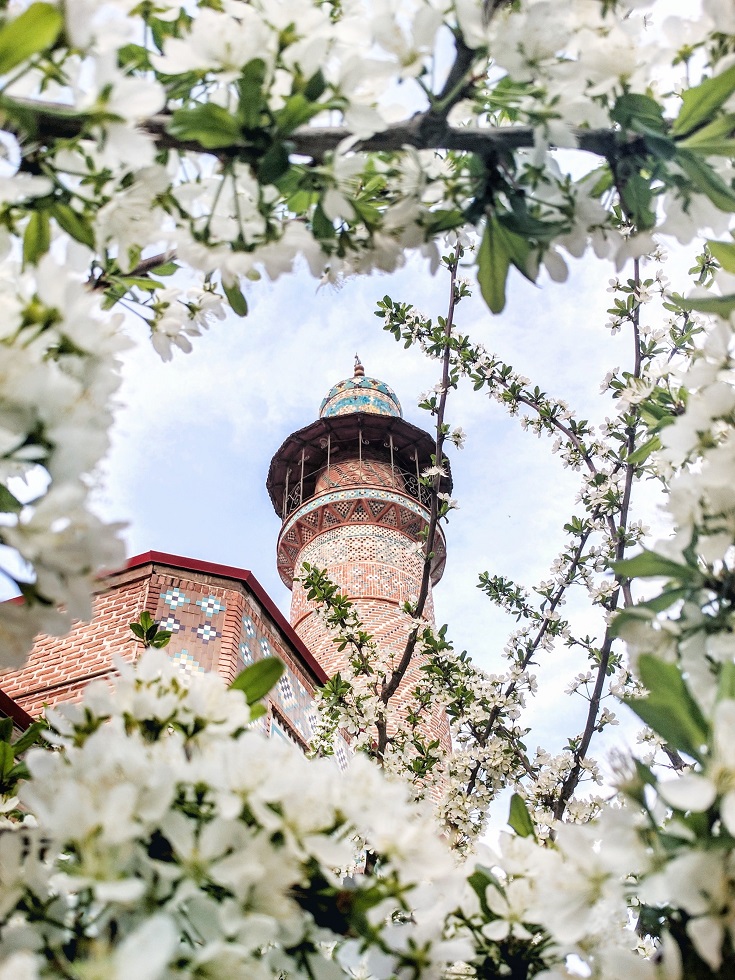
[97,235,694,763]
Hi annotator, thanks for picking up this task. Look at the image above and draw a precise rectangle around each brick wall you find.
[0,566,151,716]
[0,558,329,754]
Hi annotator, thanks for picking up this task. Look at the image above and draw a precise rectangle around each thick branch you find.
[11,97,621,163]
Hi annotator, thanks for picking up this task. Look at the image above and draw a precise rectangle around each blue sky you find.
[98,242,678,761]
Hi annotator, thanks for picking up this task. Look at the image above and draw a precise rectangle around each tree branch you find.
[375,254,459,757]
[10,97,622,163]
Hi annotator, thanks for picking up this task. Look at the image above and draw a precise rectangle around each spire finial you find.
[354,354,364,378]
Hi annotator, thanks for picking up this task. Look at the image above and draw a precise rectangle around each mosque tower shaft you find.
[267,362,451,752]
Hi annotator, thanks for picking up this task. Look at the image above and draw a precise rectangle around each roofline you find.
[0,686,34,730]
[266,410,452,516]
[124,551,329,686]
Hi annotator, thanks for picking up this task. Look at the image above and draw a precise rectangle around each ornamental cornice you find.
[276,487,446,588]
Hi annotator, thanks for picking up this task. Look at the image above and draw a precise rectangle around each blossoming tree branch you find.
[2,0,735,977]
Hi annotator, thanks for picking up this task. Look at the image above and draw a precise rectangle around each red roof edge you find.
[0,686,33,730]
[124,551,329,686]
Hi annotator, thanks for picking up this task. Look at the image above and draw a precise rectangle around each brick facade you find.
[0,554,337,757]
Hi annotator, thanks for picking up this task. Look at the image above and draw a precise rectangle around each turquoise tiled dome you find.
[319,362,402,419]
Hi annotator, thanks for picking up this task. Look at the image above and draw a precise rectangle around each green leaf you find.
[626,435,662,466]
[50,202,95,249]
[423,208,464,234]
[477,217,510,314]
[249,703,266,721]
[673,64,735,137]
[22,210,50,266]
[624,655,709,762]
[120,276,165,292]
[611,93,666,134]
[129,622,146,639]
[275,93,324,136]
[150,261,178,276]
[222,278,248,317]
[717,662,735,703]
[508,792,536,838]
[620,173,656,230]
[496,216,534,280]
[679,113,735,155]
[643,133,677,161]
[150,631,172,649]
[139,611,154,629]
[611,548,699,582]
[257,141,290,185]
[466,865,497,914]
[230,657,284,705]
[0,741,14,780]
[302,68,326,103]
[499,207,565,245]
[0,3,63,75]
[676,149,735,213]
[0,484,22,513]
[707,239,735,274]
[0,718,12,743]
[609,588,690,638]
[312,202,335,240]
[672,292,735,318]
[237,58,267,130]
[168,104,241,149]
[638,587,691,614]
[12,721,46,756]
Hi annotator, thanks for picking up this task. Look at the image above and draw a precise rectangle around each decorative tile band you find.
[281,487,429,540]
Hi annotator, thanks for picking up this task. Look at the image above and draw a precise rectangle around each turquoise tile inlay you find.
[170,649,205,675]
[195,622,221,644]
[196,595,226,617]
[163,587,189,609]
[159,614,183,633]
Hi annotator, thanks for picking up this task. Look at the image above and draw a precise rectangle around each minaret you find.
[267,360,452,752]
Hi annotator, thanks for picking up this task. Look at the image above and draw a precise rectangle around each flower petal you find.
[657,774,716,812]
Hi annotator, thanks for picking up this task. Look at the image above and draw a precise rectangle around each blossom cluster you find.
[0,651,474,978]
[0,0,732,662]
[7,651,735,978]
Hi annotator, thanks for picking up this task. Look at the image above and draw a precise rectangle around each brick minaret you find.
[267,359,452,752]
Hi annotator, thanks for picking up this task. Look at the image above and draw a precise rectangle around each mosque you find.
[0,361,452,754]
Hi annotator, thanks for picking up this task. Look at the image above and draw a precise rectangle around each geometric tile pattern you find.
[236,612,320,748]
[159,614,183,633]
[170,648,206,675]
[276,486,446,588]
[319,375,402,419]
[163,587,189,609]
[194,622,221,643]
[196,595,226,617]
[153,575,351,767]
[238,642,253,667]
[154,584,227,674]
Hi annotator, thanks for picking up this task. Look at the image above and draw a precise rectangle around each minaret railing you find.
[281,462,433,518]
